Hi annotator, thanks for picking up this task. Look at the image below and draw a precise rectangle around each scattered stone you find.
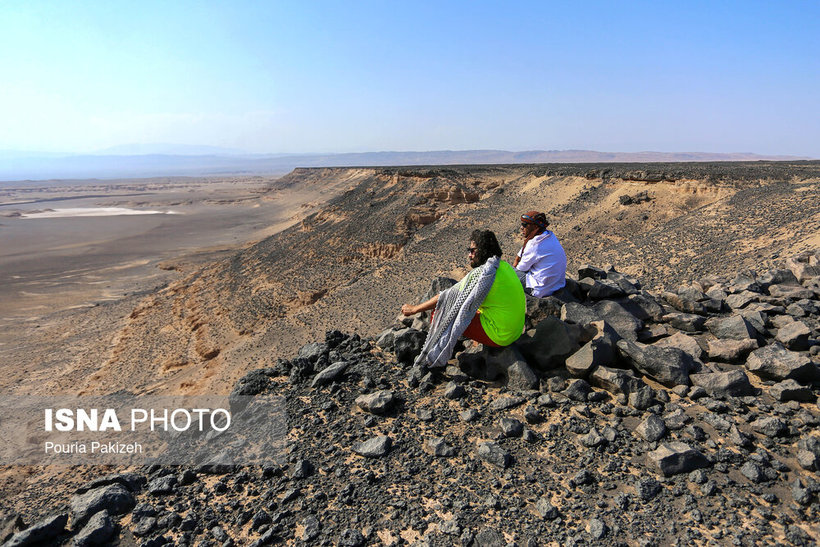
[750,416,788,438]
[460,409,479,422]
[426,437,456,457]
[291,459,314,479]
[474,529,505,547]
[740,461,764,483]
[769,379,815,402]
[490,395,526,410]
[635,477,662,501]
[416,408,434,421]
[590,365,641,397]
[587,518,609,540]
[498,418,524,438]
[524,405,543,423]
[355,390,395,414]
[444,382,466,399]
[311,361,349,387]
[629,385,657,410]
[636,414,667,442]
[337,528,366,547]
[353,436,392,458]
[147,475,177,495]
[302,515,321,541]
[505,360,539,390]
[580,428,607,447]
[477,442,511,468]
[649,442,710,476]
[563,378,592,401]
[535,498,559,520]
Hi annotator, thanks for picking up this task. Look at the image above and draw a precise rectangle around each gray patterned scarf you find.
[415,256,499,369]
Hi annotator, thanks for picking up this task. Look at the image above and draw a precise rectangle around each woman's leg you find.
[462,313,501,347]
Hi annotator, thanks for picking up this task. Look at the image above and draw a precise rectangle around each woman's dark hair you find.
[470,229,502,266]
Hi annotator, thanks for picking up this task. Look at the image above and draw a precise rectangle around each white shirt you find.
[515,230,567,297]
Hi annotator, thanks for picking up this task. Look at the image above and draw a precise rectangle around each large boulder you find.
[769,379,816,402]
[758,268,799,288]
[623,292,666,321]
[4,514,68,547]
[705,315,757,340]
[589,365,642,397]
[663,292,707,315]
[746,343,820,384]
[70,484,135,529]
[591,301,643,341]
[617,339,694,387]
[662,312,706,333]
[775,320,811,351]
[707,338,759,362]
[393,328,426,365]
[525,290,579,328]
[654,332,704,362]
[580,278,627,300]
[457,345,538,389]
[786,250,820,283]
[514,317,582,370]
[565,322,618,378]
[690,370,755,398]
[560,302,602,326]
[72,511,115,547]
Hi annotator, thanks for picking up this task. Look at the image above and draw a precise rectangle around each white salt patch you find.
[21,207,180,219]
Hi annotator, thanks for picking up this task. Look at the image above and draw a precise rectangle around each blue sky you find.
[1,1,818,156]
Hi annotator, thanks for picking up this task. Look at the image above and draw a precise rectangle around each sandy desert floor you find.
[0,175,344,329]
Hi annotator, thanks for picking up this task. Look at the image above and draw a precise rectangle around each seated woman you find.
[513,211,567,297]
[401,230,525,368]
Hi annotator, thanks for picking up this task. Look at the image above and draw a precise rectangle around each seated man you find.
[402,230,525,368]
[513,211,567,297]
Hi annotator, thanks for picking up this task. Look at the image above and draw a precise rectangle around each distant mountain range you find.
[0,148,814,181]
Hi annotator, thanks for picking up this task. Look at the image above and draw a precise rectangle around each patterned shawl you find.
[414,256,499,368]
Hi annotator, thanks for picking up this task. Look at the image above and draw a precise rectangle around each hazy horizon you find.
[1,1,819,157]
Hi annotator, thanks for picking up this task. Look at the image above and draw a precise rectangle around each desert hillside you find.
[2,161,820,546]
[7,161,819,398]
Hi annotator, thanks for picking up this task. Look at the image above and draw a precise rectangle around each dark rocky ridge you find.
[4,249,820,545]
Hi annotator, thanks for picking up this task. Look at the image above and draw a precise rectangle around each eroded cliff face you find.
[8,163,820,398]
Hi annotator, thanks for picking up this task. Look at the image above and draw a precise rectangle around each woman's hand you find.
[401,304,418,316]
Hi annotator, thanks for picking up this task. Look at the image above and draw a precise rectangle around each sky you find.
[0,1,818,157]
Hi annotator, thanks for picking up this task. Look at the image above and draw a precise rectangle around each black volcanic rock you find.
[649,442,710,476]
[746,343,819,383]
[70,484,135,528]
[4,514,68,547]
[690,370,755,398]
[617,339,693,387]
